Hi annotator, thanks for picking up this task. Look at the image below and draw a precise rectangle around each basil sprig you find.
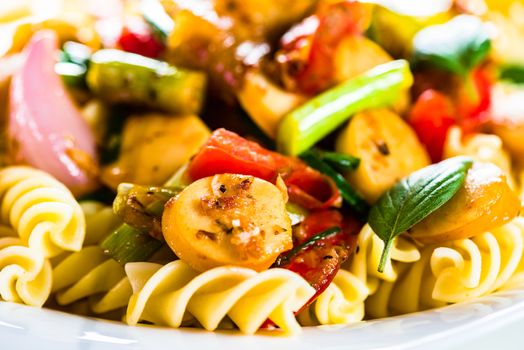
[413,15,491,76]
[368,156,473,272]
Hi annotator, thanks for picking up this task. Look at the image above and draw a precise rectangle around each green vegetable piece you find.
[56,41,92,88]
[368,156,473,272]
[300,150,369,216]
[499,65,524,85]
[113,183,182,239]
[413,15,491,75]
[313,149,360,172]
[86,49,207,114]
[277,60,413,156]
[56,62,87,88]
[141,0,174,41]
[101,224,163,264]
[61,41,92,66]
[274,227,341,267]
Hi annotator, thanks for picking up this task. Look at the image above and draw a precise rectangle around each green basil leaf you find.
[413,15,491,75]
[369,156,473,272]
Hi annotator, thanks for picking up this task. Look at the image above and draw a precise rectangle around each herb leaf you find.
[300,150,369,216]
[312,149,360,172]
[413,15,491,75]
[369,156,473,272]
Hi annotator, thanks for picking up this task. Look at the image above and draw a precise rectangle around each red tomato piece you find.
[409,89,456,162]
[280,210,361,308]
[456,68,492,133]
[117,19,164,58]
[278,1,371,94]
[188,129,342,209]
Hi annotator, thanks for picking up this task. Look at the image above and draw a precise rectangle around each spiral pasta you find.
[125,260,315,334]
[0,226,52,307]
[50,201,130,314]
[366,218,524,318]
[0,166,86,257]
[297,269,368,326]
[444,126,515,188]
[298,225,421,326]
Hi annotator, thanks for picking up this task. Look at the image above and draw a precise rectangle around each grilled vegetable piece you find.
[409,162,521,244]
[276,60,413,156]
[336,109,430,204]
[162,174,292,272]
[86,49,206,114]
[237,70,305,138]
[275,210,361,305]
[333,35,391,82]
[8,31,98,196]
[101,114,210,189]
[113,183,182,240]
[101,224,163,265]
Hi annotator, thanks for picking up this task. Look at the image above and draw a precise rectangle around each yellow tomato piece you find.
[336,109,430,204]
[333,36,391,83]
[410,162,521,245]
[238,70,305,138]
[162,174,292,272]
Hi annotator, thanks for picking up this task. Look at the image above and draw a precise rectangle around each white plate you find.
[1,284,524,350]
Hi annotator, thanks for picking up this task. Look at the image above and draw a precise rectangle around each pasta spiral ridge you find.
[444,126,515,188]
[0,166,86,257]
[298,225,420,326]
[0,228,52,307]
[51,202,130,314]
[125,260,316,334]
[366,218,524,318]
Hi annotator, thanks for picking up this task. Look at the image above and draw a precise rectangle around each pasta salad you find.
[0,0,524,335]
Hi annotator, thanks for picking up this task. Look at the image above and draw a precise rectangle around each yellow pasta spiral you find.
[444,126,515,188]
[50,201,130,314]
[431,217,524,302]
[0,166,86,257]
[52,245,131,314]
[125,260,315,334]
[298,224,421,326]
[367,218,524,318]
[297,269,368,326]
[0,228,52,306]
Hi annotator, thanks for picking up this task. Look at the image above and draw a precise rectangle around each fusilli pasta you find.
[0,166,86,257]
[366,218,524,318]
[0,226,52,307]
[298,225,421,325]
[51,201,129,314]
[444,126,515,188]
[125,260,316,334]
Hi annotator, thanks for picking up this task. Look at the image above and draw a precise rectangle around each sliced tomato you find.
[409,89,456,162]
[278,210,361,307]
[278,1,371,94]
[188,129,342,209]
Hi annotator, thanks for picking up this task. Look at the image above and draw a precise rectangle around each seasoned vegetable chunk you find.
[409,162,521,244]
[101,114,209,189]
[336,109,430,203]
[162,174,292,272]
